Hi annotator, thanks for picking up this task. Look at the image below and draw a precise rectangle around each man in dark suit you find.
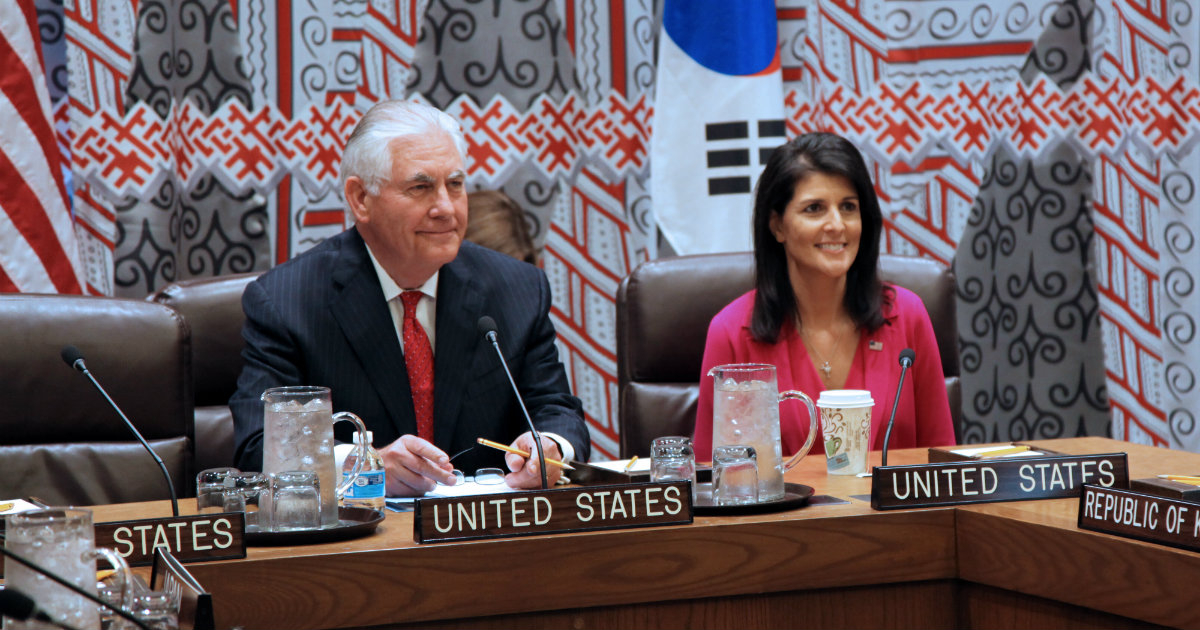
[231,100,589,495]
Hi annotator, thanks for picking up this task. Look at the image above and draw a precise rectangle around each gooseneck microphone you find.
[60,345,180,516]
[880,348,916,467]
[0,545,152,630]
[477,316,549,489]
[0,588,74,630]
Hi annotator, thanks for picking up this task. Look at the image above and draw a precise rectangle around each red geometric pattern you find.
[345,2,420,105]
[1094,153,1168,448]
[1093,2,1194,450]
[446,92,652,186]
[63,0,136,295]
[71,100,360,197]
[786,75,1200,165]
[545,168,645,459]
[70,93,652,198]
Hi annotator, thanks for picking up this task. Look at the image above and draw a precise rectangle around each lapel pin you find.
[869,340,883,351]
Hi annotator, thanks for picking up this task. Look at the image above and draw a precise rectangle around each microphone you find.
[880,348,916,467]
[0,588,70,629]
[476,316,549,489]
[60,345,180,516]
[0,546,151,630]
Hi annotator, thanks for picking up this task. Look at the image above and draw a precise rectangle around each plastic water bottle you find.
[341,431,386,510]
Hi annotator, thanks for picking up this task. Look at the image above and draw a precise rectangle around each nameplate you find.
[870,452,1129,510]
[1078,485,1200,553]
[414,481,693,543]
[96,513,246,567]
[150,548,215,630]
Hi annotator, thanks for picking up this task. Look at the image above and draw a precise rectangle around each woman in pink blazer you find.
[694,132,956,460]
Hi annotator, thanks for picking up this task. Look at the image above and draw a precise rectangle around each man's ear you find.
[344,176,371,224]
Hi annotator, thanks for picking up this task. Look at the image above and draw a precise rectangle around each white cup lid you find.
[817,389,874,407]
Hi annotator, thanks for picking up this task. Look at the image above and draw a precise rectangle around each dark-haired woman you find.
[693,132,955,460]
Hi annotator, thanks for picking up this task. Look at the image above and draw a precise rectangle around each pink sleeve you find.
[907,299,957,446]
[693,316,738,461]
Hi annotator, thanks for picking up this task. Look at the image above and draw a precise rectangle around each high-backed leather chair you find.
[0,295,194,505]
[149,272,260,470]
[616,252,960,458]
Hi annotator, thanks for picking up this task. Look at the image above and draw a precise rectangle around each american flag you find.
[0,1,84,294]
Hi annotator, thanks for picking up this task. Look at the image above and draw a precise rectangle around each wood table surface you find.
[78,438,1198,630]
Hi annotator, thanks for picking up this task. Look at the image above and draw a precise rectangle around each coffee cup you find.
[817,390,874,476]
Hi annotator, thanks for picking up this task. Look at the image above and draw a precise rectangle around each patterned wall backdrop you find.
[12,0,1200,458]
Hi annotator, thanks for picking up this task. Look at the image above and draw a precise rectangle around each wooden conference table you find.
[88,438,1200,629]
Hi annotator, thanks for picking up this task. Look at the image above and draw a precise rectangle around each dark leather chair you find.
[149,272,260,471]
[616,252,960,458]
[0,295,194,505]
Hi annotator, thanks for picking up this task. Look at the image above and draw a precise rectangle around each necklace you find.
[798,319,847,382]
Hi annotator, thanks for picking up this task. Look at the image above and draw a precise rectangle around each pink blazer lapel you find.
[863,327,894,451]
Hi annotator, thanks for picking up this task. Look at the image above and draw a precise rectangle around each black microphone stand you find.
[62,346,179,516]
[880,348,916,468]
[478,317,549,489]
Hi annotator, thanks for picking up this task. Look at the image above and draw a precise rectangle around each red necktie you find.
[400,291,434,442]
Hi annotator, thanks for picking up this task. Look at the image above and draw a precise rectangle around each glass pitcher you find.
[708,363,818,502]
[5,508,111,630]
[261,386,369,528]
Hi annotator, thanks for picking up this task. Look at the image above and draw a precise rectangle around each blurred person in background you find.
[466,189,541,266]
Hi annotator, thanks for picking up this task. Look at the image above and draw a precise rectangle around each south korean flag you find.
[651,0,785,255]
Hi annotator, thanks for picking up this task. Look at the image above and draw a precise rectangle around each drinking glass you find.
[4,508,100,630]
[130,591,180,630]
[225,472,271,531]
[650,436,697,497]
[271,470,322,531]
[196,467,240,513]
[712,445,759,505]
[94,547,135,630]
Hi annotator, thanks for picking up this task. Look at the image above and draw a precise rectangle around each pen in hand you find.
[476,437,576,470]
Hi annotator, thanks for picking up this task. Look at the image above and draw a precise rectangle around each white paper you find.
[0,498,45,515]
[951,445,1045,458]
[590,458,652,473]
[385,477,518,509]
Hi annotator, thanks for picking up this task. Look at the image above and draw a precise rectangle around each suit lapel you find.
[432,253,485,445]
[329,229,415,436]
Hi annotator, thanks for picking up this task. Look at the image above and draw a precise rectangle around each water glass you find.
[650,436,697,496]
[713,445,759,505]
[271,470,321,531]
[196,467,240,513]
[225,472,271,531]
[131,591,181,630]
[94,547,135,630]
[4,508,99,630]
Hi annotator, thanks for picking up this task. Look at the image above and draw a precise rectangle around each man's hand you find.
[378,434,458,496]
[504,432,564,488]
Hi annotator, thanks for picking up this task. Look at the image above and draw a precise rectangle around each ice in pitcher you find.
[263,398,337,527]
[712,378,786,501]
